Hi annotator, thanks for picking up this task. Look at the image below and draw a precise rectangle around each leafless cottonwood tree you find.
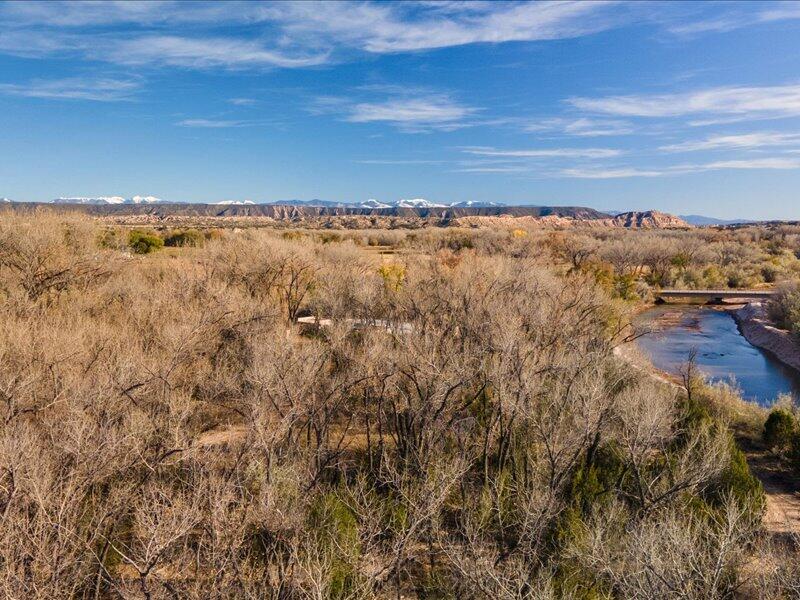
[0,211,777,598]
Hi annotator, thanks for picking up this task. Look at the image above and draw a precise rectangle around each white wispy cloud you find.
[455,166,532,173]
[0,1,254,27]
[462,146,622,159]
[524,117,634,137]
[0,29,328,70]
[569,83,800,118]
[701,157,800,170]
[559,167,665,179]
[0,1,795,74]
[102,35,329,69]
[356,159,445,165]
[272,0,621,53]
[228,97,256,106]
[346,96,478,132]
[761,3,800,23]
[176,119,250,128]
[558,157,800,178]
[0,77,140,101]
[0,1,622,70]
[562,117,634,137]
[660,132,800,152]
[668,2,800,35]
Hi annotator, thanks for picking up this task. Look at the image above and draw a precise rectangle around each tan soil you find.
[734,302,800,372]
[196,424,248,447]
[740,440,800,542]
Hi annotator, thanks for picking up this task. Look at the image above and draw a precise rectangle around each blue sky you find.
[2,1,800,219]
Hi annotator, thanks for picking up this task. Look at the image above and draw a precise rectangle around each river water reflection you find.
[635,305,800,407]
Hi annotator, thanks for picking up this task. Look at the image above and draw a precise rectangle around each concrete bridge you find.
[656,289,776,304]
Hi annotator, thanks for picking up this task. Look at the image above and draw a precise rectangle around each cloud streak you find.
[342,95,479,132]
[559,157,800,178]
[668,2,800,35]
[660,132,800,152]
[272,0,621,54]
[569,84,800,118]
[0,1,622,71]
[0,77,140,101]
[462,146,622,159]
[103,35,329,69]
[0,1,796,75]
[176,119,251,128]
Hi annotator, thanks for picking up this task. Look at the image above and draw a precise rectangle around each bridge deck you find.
[657,289,775,298]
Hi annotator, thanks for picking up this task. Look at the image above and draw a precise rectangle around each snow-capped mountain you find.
[366,198,505,208]
[266,198,496,209]
[395,198,447,208]
[359,199,391,209]
[53,196,126,205]
[51,196,166,205]
[265,199,351,208]
[450,200,504,208]
[0,197,12,203]
[40,196,506,209]
[130,196,165,204]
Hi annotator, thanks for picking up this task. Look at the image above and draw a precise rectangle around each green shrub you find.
[307,493,360,598]
[726,270,746,289]
[97,228,124,250]
[761,265,779,283]
[789,431,800,472]
[764,408,797,452]
[612,273,637,300]
[163,229,204,248]
[128,230,164,254]
[710,436,765,520]
[319,232,341,244]
[703,265,726,289]
[445,234,474,251]
[670,252,690,270]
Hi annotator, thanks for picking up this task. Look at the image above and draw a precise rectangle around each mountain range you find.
[21,197,508,209]
[678,215,754,226]
[51,196,166,205]
[0,196,761,225]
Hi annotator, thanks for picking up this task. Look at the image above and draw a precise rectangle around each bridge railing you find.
[658,289,774,295]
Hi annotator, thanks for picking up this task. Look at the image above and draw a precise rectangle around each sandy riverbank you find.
[732,302,800,373]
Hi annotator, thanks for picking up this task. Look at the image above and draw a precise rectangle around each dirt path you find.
[741,441,800,541]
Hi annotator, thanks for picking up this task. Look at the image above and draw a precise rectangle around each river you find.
[635,305,800,407]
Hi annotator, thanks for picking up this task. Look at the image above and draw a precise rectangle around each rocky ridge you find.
[2,202,691,229]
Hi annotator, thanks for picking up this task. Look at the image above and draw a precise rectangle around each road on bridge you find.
[656,289,776,303]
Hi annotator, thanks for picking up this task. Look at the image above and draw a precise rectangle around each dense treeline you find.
[0,212,795,598]
[550,226,800,299]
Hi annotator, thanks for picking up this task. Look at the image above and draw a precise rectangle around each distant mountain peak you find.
[679,214,753,226]
[396,198,447,208]
[360,199,392,209]
[130,195,164,204]
[52,196,166,205]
